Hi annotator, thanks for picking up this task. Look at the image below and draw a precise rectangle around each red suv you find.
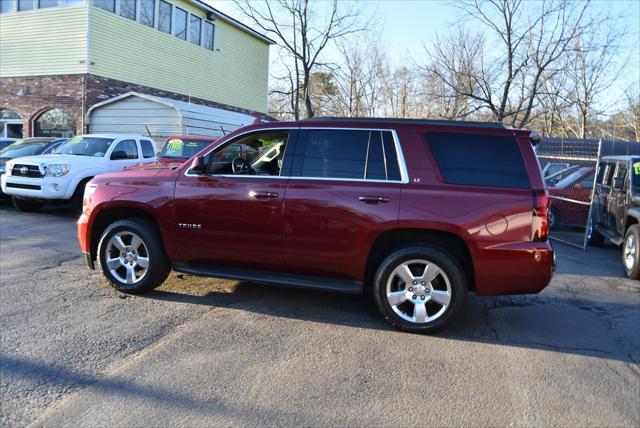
[78,118,554,333]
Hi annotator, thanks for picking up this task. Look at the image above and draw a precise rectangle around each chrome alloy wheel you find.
[385,259,452,324]
[105,232,150,285]
[624,233,637,271]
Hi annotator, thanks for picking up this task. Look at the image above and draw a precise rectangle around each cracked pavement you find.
[0,203,639,427]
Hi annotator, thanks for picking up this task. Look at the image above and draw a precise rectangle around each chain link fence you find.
[536,138,640,249]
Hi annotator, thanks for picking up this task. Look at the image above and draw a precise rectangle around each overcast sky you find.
[211,0,640,113]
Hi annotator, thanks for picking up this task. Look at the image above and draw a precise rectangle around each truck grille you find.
[11,164,43,178]
[6,183,41,190]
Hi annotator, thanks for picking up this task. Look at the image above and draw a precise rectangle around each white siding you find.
[88,97,180,142]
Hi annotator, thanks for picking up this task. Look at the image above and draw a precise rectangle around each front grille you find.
[6,183,41,190]
[11,164,43,178]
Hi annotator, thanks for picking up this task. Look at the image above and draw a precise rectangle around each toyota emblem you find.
[19,166,28,175]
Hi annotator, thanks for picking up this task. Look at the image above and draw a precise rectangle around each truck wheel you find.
[623,225,640,280]
[97,219,171,294]
[70,179,90,215]
[373,246,467,334]
[586,219,605,246]
[549,207,560,231]
[12,197,43,212]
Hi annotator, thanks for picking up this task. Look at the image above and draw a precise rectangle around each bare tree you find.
[234,0,363,119]
[621,86,640,141]
[421,0,594,128]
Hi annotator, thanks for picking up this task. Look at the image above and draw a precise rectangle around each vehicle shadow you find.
[0,199,77,219]
[554,240,630,279]
[148,276,639,364]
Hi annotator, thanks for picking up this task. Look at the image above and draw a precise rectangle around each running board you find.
[172,263,363,294]
[594,225,624,246]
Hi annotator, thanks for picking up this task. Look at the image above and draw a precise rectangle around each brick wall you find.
[0,75,84,136]
[1,74,268,137]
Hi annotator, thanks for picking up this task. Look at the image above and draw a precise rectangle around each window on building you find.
[18,0,34,11]
[203,21,215,50]
[158,0,171,34]
[93,0,114,12]
[1,0,15,13]
[119,0,135,20]
[62,0,84,5]
[189,14,201,45]
[33,109,76,138]
[38,0,57,8]
[140,140,156,158]
[426,132,531,189]
[174,6,187,40]
[111,140,138,160]
[139,0,154,27]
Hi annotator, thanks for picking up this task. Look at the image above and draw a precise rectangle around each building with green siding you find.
[0,0,274,139]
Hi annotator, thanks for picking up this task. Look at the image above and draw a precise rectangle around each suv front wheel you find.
[623,225,640,279]
[373,246,467,333]
[97,219,171,293]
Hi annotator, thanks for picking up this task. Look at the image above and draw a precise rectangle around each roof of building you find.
[188,0,276,45]
[85,91,257,130]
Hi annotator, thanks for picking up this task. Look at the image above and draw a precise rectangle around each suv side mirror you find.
[111,150,128,160]
[190,156,206,175]
[612,176,625,190]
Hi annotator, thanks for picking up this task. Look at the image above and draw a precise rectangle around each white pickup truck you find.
[1,134,157,213]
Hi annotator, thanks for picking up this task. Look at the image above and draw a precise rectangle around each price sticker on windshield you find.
[67,136,82,144]
[634,162,640,176]
[166,139,183,153]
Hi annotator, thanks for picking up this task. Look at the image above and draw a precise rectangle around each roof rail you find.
[301,117,505,129]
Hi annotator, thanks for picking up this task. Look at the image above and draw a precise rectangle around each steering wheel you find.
[231,156,254,175]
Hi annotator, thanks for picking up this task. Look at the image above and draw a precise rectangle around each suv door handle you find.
[358,195,391,204]
[250,191,279,199]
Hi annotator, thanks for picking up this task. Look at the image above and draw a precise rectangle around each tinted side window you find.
[596,162,607,184]
[364,131,402,181]
[300,130,369,179]
[426,132,530,189]
[111,140,138,160]
[602,164,615,186]
[140,140,156,158]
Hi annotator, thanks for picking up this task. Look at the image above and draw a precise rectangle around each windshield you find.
[632,159,640,189]
[0,140,48,158]
[161,139,213,159]
[54,136,115,157]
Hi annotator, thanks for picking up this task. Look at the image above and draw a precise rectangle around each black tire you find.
[586,219,605,246]
[70,179,90,215]
[549,207,560,231]
[623,225,640,280]
[373,246,467,334]
[12,197,43,212]
[97,219,171,294]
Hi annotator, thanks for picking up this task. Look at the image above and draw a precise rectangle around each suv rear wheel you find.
[373,246,466,333]
[97,219,171,293]
[623,225,640,279]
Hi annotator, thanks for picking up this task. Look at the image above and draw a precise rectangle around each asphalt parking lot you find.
[1,203,639,427]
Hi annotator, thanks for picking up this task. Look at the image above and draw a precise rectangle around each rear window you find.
[426,132,531,189]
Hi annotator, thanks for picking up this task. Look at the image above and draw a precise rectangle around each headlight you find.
[44,164,71,177]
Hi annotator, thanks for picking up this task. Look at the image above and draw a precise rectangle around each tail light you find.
[532,189,550,241]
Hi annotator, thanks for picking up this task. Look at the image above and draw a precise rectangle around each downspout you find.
[83,1,92,133]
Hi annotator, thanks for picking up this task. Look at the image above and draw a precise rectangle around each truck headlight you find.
[44,164,70,177]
